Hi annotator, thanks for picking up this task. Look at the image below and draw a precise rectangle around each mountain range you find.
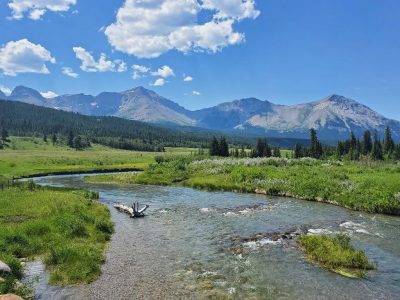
[2,85,399,141]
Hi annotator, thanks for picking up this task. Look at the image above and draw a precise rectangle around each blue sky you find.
[0,0,399,120]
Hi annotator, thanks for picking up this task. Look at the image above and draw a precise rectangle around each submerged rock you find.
[0,261,12,274]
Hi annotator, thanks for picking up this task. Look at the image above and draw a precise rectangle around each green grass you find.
[0,137,197,179]
[0,181,113,297]
[86,157,400,215]
[298,234,374,278]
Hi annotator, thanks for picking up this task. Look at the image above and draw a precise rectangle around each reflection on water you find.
[27,173,400,299]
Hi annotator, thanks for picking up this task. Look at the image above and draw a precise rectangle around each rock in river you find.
[0,261,11,274]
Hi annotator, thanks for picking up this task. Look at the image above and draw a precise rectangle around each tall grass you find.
[298,234,374,278]
[0,182,114,296]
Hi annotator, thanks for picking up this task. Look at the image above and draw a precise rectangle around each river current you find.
[24,173,400,300]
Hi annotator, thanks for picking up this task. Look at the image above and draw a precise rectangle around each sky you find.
[0,0,399,120]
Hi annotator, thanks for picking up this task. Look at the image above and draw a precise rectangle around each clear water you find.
[25,173,400,300]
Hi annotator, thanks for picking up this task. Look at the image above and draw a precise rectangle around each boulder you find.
[0,295,24,300]
[0,261,11,274]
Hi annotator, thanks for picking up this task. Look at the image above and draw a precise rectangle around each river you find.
[24,173,400,299]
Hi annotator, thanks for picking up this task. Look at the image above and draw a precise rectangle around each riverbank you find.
[86,157,400,215]
[0,181,113,297]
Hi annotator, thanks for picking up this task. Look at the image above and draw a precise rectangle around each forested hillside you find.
[0,100,209,151]
[0,100,310,151]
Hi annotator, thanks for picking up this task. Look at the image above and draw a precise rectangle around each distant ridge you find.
[2,85,399,141]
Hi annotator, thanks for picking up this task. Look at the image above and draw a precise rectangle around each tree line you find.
[209,127,400,161]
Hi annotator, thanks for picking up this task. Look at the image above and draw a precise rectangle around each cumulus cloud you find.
[62,67,79,78]
[8,0,77,20]
[40,91,59,98]
[183,76,193,82]
[192,90,201,96]
[132,64,150,73]
[151,78,166,86]
[104,0,260,58]
[0,85,12,96]
[151,65,175,78]
[132,64,150,79]
[0,39,56,76]
[72,47,126,73]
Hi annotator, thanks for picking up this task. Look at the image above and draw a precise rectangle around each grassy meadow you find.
[0,181,113,297]
[0,136,196,180]
[86,156,400,215]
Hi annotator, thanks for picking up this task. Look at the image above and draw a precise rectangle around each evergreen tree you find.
[273,147,281,157]
[371,130,383,160]
[394,144,400,160]
[43,134,47,142]
[209,136,219,156]
[73,135,82,150]
[219,136,229,157]
[362,130,372,155]
[294,144,303,159]
[336,141,345,158]
[265,142,272,157]
[1,129,9,148]
[310,128,323,159]
[383,126,395,155]
[67,131,74,148]
[255,138,266,157]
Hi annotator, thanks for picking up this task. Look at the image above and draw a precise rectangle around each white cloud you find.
[72,47,126,73]
[8,0,77,20]
[132,64,150,73]
[62,67,79,78]
[202,0,260,21]
[151,65,175,78]
[183,76,193,82]
[192,90,201,96]
[40,91,59,98]
[132,72,142,80]
[151,78,166,86]
[104,0,260,58]
[131,64,150,80]
[0,39,56,76]
[0,85,12,96]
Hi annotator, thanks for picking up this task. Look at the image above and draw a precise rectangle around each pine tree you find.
[383,126,395,155]
[394,144,400,160]
[310,128,323,159]
[43,134,47,142]
[371,130,383,160]
[1,129,9,148]
[73,135,82,150]
[362,130,372,155]
[336,141,345,158]
[67,131,74,148]
[209,136,219,156]
[255,138,266,157]
[294,144,303,159]
[273,147,281,157]
[51,133,57,146]
[219,137,229,157]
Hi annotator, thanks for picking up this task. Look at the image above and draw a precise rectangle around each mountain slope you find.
[115,87,195,126]
[237,95,400,139]
[8,85,47,106]
[4,86,400,140]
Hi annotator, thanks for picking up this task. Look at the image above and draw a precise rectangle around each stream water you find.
[25,173,400,299]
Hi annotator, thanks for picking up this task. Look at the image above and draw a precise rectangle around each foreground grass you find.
[0,136,196,180]
[86,157,400,215]
[0,182,114,297]
[298,234,374,278]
